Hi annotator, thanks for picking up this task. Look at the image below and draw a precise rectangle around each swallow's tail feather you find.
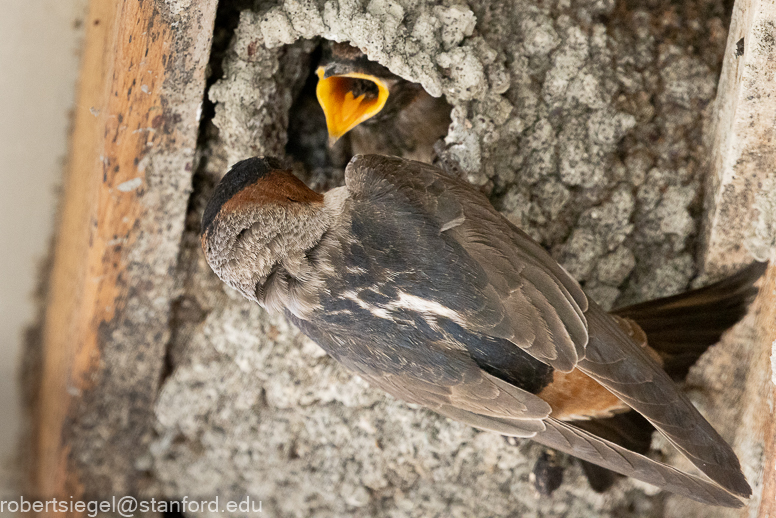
[534,418,745,507]
[613,261,766,379]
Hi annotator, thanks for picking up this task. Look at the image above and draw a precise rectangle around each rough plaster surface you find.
[151,0,751,516]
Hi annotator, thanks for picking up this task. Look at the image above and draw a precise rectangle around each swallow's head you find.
[201,157,329,303]
[315,42,397,145]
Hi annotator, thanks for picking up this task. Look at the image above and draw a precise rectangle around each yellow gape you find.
[316,68,390,144]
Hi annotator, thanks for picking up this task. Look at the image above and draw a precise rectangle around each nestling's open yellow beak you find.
[316,67,390,145]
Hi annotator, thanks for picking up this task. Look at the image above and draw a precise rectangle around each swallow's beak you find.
[316,67,390,145]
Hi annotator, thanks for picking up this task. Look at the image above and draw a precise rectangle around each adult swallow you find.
[315,42,451,163]
[201,155,762,507]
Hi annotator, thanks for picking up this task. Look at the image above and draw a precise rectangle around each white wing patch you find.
[440,214,466,232]
[341,290,462,324]
[341,290,392,319]
[390,292,462,322]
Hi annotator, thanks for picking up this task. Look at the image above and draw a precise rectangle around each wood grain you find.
[691,0,776,515]
[33,0,217,511]
[752,263,776,518]
[702,0,776,272]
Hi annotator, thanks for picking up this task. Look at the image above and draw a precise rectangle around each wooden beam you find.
[33,0,217,510]
[696,0,776,516]
[754,263,776,517]
[702,0,776,272]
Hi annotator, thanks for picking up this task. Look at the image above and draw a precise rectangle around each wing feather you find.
[362,368,552,422]
[579,301,751,497]
[536,419,745,508]
[346,155,587,372]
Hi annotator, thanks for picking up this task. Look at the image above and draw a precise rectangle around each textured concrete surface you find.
[145,0,757,517]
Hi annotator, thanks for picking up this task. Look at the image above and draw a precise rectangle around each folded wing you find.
[344,155,750,502]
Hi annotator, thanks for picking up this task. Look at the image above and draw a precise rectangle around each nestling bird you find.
[201,154,762,507]
[315,42,451,163]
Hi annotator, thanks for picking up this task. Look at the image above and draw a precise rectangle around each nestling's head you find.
[316,42,402,144]
[200,157,329,303]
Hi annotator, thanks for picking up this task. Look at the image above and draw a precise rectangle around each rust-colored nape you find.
[221,169,324,215]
